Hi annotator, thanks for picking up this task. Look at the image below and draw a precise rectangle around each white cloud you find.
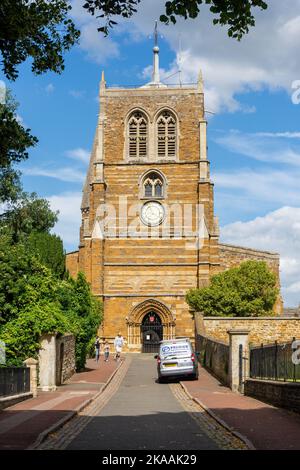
[257,132,300,139]
[45,83,55,94]
[215,130,300,166]
[106,0,300,113]
[69,89,86,99]
[70,0,119,64]
[16,114,27,128]
[65,148,90,164]
[66,0,300,112]
[22,166,85,183]
[221,207,300,307]
[214,168,300,207]
[48,192,82,248]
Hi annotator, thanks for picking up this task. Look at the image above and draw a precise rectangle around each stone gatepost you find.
[24,358,38,398]
[227,330,250,394]
[38,334,57,391]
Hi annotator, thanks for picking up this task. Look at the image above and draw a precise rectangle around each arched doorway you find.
[141,311,163,353]
[127,299,175,352]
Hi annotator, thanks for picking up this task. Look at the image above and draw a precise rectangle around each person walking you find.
[114,333,124,361]
[103,339,110,362]
[95,336,101,363]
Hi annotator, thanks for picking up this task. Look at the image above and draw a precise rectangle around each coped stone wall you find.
[56,334,76,385]
[201,317,300,346]
[245,379,300,413]
[196,334,229,385]
[219,243,279,271]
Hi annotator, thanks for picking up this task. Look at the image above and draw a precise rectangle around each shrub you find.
[186,261,278,317]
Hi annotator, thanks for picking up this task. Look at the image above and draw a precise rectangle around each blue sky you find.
[1,0,300,306]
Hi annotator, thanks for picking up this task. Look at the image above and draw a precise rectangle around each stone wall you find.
[245,379,300,413]
[39,333,76,390]
[66,251,79,279]
[196,334,229,385]
[200,317,300,346]
[284,307,300,318]
[56,334,76,385]
[219,243,279,270]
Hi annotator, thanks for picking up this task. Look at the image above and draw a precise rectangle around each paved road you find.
[64,355,224,450]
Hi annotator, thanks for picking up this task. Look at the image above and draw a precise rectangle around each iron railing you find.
[250,339,300,382]
[0,367,30,398]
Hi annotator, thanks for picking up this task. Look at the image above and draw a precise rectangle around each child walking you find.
[103,339,110,362]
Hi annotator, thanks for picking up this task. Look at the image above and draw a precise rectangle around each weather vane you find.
[154,21,158,48]
[149,20,163,45]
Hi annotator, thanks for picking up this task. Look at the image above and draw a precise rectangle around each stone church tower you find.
[66,37,282,351]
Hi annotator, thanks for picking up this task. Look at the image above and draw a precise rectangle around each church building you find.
[66,36,282,352]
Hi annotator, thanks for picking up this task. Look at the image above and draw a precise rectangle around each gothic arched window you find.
[143,172,164,198]
[157,110,177,158]
[128,111,148,158]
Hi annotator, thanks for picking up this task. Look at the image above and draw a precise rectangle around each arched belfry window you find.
[128,111,148,158]
[157,110,177,158]
[143,171,164,198]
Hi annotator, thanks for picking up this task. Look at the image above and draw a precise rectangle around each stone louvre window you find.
[128,111,148,158]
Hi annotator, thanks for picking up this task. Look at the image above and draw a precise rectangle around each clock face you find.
[141,201,165,226]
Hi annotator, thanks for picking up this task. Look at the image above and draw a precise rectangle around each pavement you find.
[2,354,300,451]
[182,364,300,450]
[40,354,245,451]
[0,357,121,450]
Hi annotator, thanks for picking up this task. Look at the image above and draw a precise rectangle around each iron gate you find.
[141,312,163,353]
[0,367,30,398]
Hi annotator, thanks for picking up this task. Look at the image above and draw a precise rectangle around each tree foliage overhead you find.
[0,0,80,81]
[186,261,278,318]
[0,1,268,203]
[0,93,38,203]
[0,1,268,81]
[83,0,268,39]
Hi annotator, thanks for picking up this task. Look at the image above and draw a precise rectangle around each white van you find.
[155,338,199,382]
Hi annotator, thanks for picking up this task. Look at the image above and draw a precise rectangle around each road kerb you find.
[179,381,256,451]
[28,359,126,450]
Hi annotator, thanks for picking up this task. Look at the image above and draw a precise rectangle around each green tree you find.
[0,238,102,368]
[0,0,80,81]
[186,261,278,317]
[0,301,72,366]
[0,191,58,242]
[0,93,38,203]
[0,237,59,324]
[25,232,66,278]
[57,273,103,370]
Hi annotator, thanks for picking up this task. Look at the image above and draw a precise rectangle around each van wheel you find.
[191,373,198,381]
[158,376,164,383]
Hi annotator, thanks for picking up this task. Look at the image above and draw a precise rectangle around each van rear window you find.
[161,343,190,355]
